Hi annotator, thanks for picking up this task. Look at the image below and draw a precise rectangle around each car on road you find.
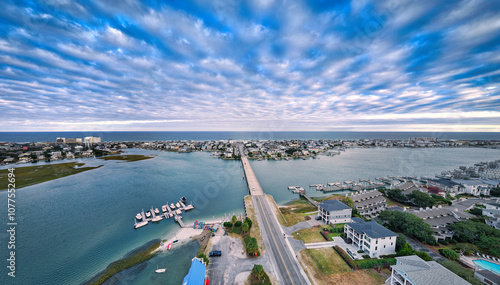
[315,216,321,221]
[209,251,222,257]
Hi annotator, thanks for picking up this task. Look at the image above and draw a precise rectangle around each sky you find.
[0,0,499,132]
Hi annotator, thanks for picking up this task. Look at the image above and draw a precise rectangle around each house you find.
[388,255,470,285]
[182,257,207,285]
[317,200,352,224]
[452,179,491,196]
[344,220,397,258]
[349,190,387,218]
[425,186,446,197]
[427,179,464,197]
[483,200,500,230]
[393,181,425,196]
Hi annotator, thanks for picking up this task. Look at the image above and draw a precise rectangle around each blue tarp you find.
[182,258,206,285]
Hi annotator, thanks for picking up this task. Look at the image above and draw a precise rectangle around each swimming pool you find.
[473,259,500,275]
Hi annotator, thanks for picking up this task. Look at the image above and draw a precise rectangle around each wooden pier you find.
[134,197,194,229]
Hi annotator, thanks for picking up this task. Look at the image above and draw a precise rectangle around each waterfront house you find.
[409,206,473,241]
[317,200,352,224]
[452,179,491,196]
[425,186,446,197]
[388,255,471,285]
[344,220,397,258]
[349,190,387,218]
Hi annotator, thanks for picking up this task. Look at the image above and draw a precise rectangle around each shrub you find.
[196,253,209,265]
[439,249,459,260]
[235,221,242,227]
[334,246,356,269]
[440,240,449,245]
[357,250,365,253]
[416,251,433,261]
[223,222,232,228]
[245,217,253,228]
[356,257,397,269]
[362,255,371,259]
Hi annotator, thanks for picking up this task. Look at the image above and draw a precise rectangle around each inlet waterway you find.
[0,147,499,284]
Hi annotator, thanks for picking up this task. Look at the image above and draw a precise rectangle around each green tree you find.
[386,189,408,203]
[416,251,433,261]
[232,215,237,224]
[396,233,407,251]
[378,210,435,244]
[246,237,259,255]
[245,217,253,228]
[491,187,500,197]
[242,222,249,234]
[408,190,435,208]
[398,242,415,256]
[252,264,264,281]
[469,208,483,216]
[439,248,459,260]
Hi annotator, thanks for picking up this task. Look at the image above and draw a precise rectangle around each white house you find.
[483,200,500,230]
[452,179,491,196]
[344,220,397,258]
[317,200,352,224]
[388,255,470,285]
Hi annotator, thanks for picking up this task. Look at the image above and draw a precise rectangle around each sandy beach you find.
[156,228,204,252]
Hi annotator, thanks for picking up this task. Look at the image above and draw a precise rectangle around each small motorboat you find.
[154,208,160,214]
[155,266,166,273]
[181,196,187,203]
[167,243,172,250]
[170,203,175,209]
[145,211,151,218]
[136,213,142,220]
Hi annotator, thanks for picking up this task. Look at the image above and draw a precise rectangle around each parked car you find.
[209,251,222,257]
[315,216,322,221]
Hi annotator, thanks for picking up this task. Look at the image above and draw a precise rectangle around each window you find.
[391,242,393,245]
[375,246,377,250]
[384,245,386,248]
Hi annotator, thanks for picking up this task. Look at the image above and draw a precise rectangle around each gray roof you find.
[318,200,351,212]
[452,179,488,186]
[475,269,500,284]
[346,220,397,239]
[429,179,461,188]
[351,217,364,223]
[392,255,471,285]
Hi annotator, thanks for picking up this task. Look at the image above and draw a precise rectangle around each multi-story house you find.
[344,220,397,258]
[349,190,387,218]
[317,200,352,224]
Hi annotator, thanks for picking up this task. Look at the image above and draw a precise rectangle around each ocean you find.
[0,132,499,284]
[1,131,499,143]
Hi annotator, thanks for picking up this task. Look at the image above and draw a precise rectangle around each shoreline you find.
[155,228,204,252]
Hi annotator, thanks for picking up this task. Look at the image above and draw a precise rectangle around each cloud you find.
[0,0,498,132]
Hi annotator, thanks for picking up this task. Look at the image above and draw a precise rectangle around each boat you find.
[181,196,187,203]
[136,213,142,220]
[170,203,175,209]
[162,205,167,212]
[151,215,163,222]
[176,209,182,215]
[146,211,151,218]
[154,208,159,214]
[155,266,166,273]
[184,204,194,211]
[175,202,180,208]
[167,243,172,250]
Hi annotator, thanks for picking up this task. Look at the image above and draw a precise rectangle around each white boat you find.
[176,202,180,208]
[154,208,159,214]
[176,209,182,215]
[155,266,166,273]
[151,216,163,222]
[184,204,194,211]
[136,213,142,220]
[162,205,167,212]
[134,219,148,229]
[170,203,176,209]
[146,211,151,218]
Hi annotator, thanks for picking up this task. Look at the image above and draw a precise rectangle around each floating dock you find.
[134,197,194,229]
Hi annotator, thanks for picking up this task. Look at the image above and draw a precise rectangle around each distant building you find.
[66,138,82,144]
[182,257,207,285]
[427,179,464,197]
[452,179,491,196]
[317,200,352,224]
[483,200,500,230]
[388,255,470,285]
[393,181,425,196]
[349,190,387,218]
[84,136,101,147]
[56,137,65,143]
[344,220,397,258]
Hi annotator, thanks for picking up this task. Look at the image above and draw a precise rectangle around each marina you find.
[134,196,194,229]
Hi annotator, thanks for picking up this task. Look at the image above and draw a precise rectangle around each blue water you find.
[0,146,499,284]
[0,149,247,285]
[474,259,500,275]
[1,131,499,143]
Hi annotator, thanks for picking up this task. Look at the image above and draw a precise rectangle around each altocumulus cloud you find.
[0,0,499,131]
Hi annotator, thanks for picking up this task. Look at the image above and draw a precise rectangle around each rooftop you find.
[392,255,470,285]
[346,220,397,239]
[182,258,206,285]
[318,200,351,212]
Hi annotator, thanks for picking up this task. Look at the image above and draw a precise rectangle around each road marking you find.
[256,195,295,285]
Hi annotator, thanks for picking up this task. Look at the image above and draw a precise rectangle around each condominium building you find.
[344,220,397,258]
[349,190,387,218]
[317,200,352,224]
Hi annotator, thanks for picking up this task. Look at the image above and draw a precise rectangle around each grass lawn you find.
[0,162,103,190]
[97,154,154,162]
[245,195,266,255]
[292,226,325,243]
[385,197,409,208]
